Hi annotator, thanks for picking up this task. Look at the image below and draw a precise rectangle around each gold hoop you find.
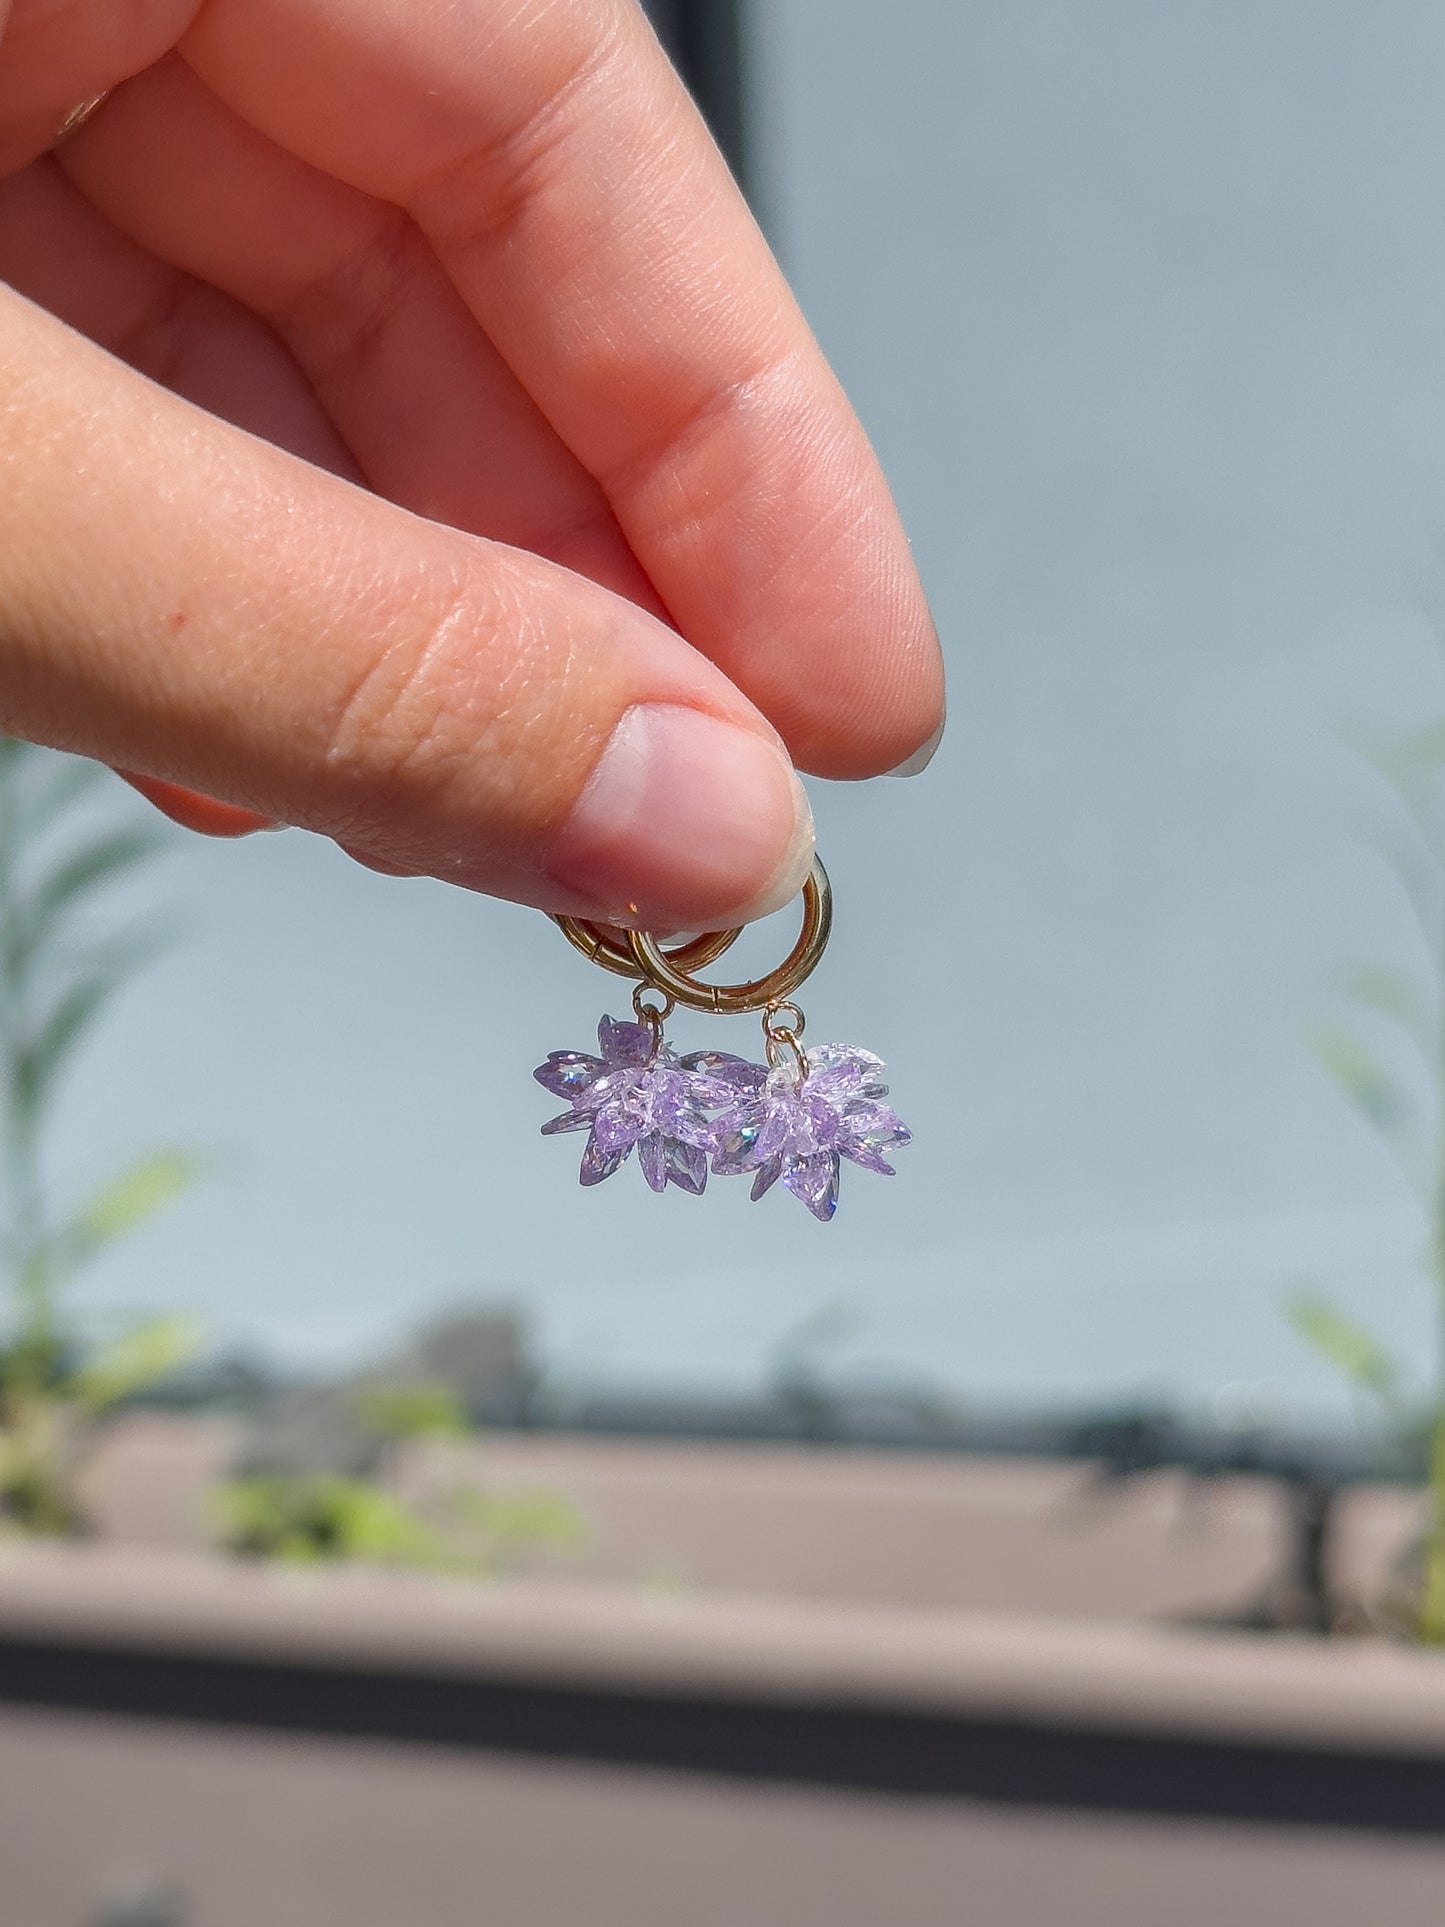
[626,856,831,1014]
[51,92,111,151]
[553,916,740,982]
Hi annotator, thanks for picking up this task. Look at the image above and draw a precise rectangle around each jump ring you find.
[631,982,675,1029]
[764,1001,807,1038]
[626,856,832,1014]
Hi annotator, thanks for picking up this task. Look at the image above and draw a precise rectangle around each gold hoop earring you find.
[532,853,908,1221]
[553,916,740,983]
[624,857,831,1014]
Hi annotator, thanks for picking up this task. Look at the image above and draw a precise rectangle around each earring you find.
[534,857,910,1222]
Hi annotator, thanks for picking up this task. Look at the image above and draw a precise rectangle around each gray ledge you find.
[0,1542,1443,1756]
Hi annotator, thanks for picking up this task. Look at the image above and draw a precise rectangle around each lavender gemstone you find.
[535,1015,725,1195]
[749,1154,785,1202]
[663,1136,710,1194]
[534,1050,605,1101]
[680,1050,767,1096]
[783,1150,841,1221]
[597,1015,656,1067]
[707,1043,911,1222]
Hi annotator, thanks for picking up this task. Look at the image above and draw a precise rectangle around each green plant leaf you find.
[1339,962,1437,1056]
[455,1485,589,1558]
[211,1470,587,1576]
[66,1314,203,1416]
[212,1475,454,1568]
[335,1482,451,1564]
[77,1149,200,1247]
[13,958,145,1121]
[1310,1021,1418,1136]
[1391,718,1445,774]
[37,1149,202,1285]
[5,827,164,975]
[1355,718,1445,795]
[1284,1290,1404,1411]
[1359,808,1442,950]
[1352,728,1445,857]
[352,1380,470,1441]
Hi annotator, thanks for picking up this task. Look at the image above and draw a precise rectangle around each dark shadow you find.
[1,1636,1443,1837]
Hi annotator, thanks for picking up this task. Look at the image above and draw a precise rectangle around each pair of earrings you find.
[533,858,910,1222]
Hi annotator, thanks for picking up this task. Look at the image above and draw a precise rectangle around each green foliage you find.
[0,740,201,1535]
[1284,1290,1405,1416]
[0,1316,205,1536]
[68,1316,204,1420]
[214,1471,586,1574]
[215,1476,455,1568]
[0,779,173,1137]
[1336,963,1435,1054]
[50,1152,204,1280]
[217,1375,586,1575]
[0,741,584,1583]
[1309,1022,1420,1158]
[2,827,161,981]
[1297,695,1445,1637]
[352,1379,470,1441]
[12,972,114,1127]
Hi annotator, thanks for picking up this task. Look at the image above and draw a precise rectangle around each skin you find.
[0,0,943,928]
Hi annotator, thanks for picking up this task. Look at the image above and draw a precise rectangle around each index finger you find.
[181,0,943,778]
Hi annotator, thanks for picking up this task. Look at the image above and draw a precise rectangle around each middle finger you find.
[61,55,666,613]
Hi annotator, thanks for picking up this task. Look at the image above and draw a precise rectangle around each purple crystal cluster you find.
[535,1018,910,1221]
[534,1016,732,1195]
[701,1043,911,1221]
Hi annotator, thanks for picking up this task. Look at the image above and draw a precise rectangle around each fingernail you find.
[547,704,815,928]
[885,711,945,778]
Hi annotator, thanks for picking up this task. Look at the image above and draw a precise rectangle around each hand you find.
[0,0,943,929]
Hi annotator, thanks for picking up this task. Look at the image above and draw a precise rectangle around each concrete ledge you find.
[0,1541,1444,1755]
[6,1545,1445,1829]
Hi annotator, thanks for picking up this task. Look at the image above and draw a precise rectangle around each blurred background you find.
[13,2,1445,1924]
[53,0,1445,1422]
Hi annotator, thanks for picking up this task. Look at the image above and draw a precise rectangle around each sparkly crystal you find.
[535,1015,723,1194]
[534,1050,605,1100]
[579,1132,628,1187]
[783,1150,841,1222]
[680,1050,767,1096]
[597,1016,655,1066]
[749,1154,785,1201]
[805,1044,888,1104]
[706,1042,910,1220]
[837,1105,911,1175]
[663,1136,709,1195]
[638,1131,669,1193]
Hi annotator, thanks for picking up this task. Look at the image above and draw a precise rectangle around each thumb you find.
[0,289,815,930]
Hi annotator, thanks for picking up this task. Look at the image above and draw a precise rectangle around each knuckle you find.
[320,570,478,802]
[315,554,573,850]
[408,14,628,258]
